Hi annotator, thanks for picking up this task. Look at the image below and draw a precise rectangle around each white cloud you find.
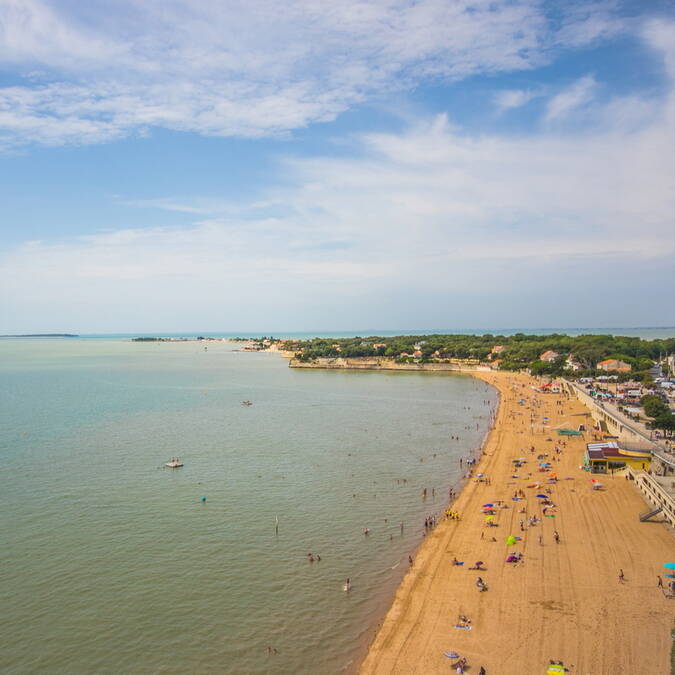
[3,66,674,328]
[1,17,674,332]
[545,75,597,121]
[494,89,538,111]
[0,0,625,147]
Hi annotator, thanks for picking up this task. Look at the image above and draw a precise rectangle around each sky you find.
[0,0,674,333]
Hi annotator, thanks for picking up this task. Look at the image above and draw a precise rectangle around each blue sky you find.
[0,0,674,333]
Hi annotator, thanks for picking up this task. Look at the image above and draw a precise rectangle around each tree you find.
[653,412,675,438]
[641,394,669,419]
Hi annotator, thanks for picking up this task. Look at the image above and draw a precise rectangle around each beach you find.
[360,371,674,675]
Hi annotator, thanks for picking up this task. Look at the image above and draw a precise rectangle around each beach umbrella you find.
[548,472,557,477]
[476,473,484,477]
[663,563,675,569]
[482,503,494,507]
[665,574,675,578]
[484,515,494,522]
[506,535,517,546]
[535,494,548,498]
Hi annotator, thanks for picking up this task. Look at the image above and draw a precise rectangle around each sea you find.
[0,338,498,674]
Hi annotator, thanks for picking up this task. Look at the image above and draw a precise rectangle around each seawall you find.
[289,356,491,372]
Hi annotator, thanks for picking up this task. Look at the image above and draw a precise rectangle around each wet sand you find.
[359,371,674,675]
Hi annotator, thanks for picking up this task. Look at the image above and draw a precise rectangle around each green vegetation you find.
[641,394,675,437]
[281,332,675,381]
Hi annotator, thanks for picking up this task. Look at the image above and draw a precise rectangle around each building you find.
[565,354,583,371]
[584,441,651,473]
[540,350,559,362]
[597,359,632,372]
[488,345,505,361]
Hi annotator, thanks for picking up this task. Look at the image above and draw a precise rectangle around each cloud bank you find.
[2,19,674,331]
[0,0,624,147]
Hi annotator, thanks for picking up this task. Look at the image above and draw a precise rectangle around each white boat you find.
[165,457,184,468]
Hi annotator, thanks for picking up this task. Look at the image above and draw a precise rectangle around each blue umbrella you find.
[536,494,548,498]
[663,563,675,569]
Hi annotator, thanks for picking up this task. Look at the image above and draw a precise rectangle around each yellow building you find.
[585,441,651,473]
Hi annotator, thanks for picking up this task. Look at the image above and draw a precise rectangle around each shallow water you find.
[0,340,496,674]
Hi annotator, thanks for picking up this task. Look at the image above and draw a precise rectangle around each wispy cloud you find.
[494,89,539,111]
[545,75,597,121]
[0,0,625,148]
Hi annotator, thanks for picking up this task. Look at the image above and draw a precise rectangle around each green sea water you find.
[0,340,496,674]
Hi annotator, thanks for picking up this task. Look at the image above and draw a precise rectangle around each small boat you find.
[165,457,184,468]
[241,400,253,406]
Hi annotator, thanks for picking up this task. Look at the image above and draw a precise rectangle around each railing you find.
[626,468,675,528]
[639,506,663,521]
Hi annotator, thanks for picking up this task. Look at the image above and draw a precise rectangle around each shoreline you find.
[344,373,501,674]
[358,371,674,675]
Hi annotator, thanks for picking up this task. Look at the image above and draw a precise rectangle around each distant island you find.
[0,333,79,338]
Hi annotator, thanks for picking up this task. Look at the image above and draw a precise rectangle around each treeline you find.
[284,333,674,379]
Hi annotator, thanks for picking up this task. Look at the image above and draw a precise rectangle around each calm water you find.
[21,326,675,339]
[0,340,496,674]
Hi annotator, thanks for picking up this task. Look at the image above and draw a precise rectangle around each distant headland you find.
[0,333,79,338]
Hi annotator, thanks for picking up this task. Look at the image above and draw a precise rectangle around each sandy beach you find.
[360,371,674,675]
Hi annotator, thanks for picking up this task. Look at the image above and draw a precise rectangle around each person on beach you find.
[553,530,560,544]
[408,555,414,566]
[657,575,663,588]
[619,569,625,583]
